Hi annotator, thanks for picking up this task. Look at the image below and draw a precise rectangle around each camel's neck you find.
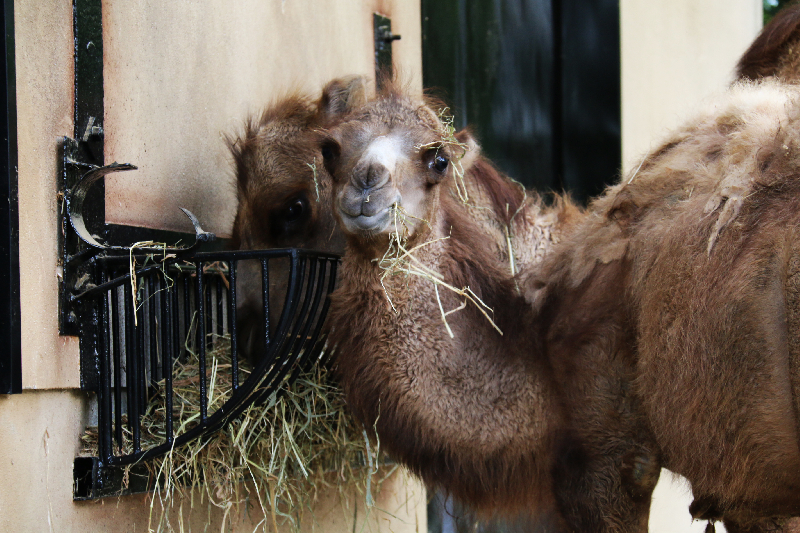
[452,157,577,276]
[330,191,563,511]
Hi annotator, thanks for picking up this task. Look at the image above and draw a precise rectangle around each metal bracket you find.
[59,136,216,338]
[65,160,214,253]
[374,13,401,89]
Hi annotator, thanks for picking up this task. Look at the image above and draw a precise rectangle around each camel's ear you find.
[454,129,481,172]
[318,75,369,124]
[606,188,638,233]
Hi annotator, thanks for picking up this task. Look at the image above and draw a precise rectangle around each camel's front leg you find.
[551,436,660,533]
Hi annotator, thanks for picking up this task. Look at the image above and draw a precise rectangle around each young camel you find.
[320,83,662,532]
[228,77,576,530]
[227,76,562,363]
[521,80,800,531]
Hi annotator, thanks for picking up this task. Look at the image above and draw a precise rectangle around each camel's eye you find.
[432,154,449,173]
[285,197,307,223]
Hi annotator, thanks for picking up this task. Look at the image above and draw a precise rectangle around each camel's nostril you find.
[354,162,390,190]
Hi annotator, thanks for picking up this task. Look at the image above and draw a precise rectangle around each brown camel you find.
[227,77,576,531]
[226,76,562,363]
[226,76,366,360]
[321,81,662,532]
[520,79,800,531]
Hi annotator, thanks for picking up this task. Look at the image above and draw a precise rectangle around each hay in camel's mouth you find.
[79,333,395,532]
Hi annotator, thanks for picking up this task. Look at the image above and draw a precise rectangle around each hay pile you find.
[80,335,394,532]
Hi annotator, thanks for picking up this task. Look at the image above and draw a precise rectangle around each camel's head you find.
[321,92,474,250]
[227,76,367,362]
[229,76,368,253]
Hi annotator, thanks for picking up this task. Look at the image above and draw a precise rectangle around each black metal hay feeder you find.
[62,142,339,500]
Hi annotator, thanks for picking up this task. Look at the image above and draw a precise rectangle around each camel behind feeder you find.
[227,79,582,530]
[321,81,660,532]
[226,76,367,362]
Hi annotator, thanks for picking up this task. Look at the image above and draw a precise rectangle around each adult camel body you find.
[522,79,800,531]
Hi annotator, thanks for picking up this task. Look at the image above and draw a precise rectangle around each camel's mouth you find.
[337,183,401,237]
[340,208,394,235]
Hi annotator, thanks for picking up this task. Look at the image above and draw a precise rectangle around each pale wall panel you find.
[103,0,422,238]
[621,0,762,171]
[0,390,426,532]
[16,0,81,389]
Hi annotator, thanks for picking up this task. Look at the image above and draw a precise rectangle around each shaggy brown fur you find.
[522,81,800,530]
[737,4,800,82]
[323,82,658,532]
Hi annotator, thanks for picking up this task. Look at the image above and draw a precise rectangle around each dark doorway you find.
[421,0,621,204]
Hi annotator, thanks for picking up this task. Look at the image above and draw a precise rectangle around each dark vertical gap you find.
[112,281,123,450]
[0,0,20,394]
[551,0,564,192]
[559,0,621,202]
[98,268,113,461]
[422,0,558,192]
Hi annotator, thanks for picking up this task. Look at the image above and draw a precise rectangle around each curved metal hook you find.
[66,162,216,252]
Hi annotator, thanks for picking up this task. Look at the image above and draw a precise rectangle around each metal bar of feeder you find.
[136,276,147,417]
[196,262,208,423]
[216,274,223,338]
[252,254,307,403]
[262,256,314,392]
[163,274,174,444]
[289,257,330,381]
[148,275,158,384]
[124,280,141,454]
[229,261,239,391]
[171,270,180,363]
[318,259,339,369]
[182,274,191,360]
[209,273,215,339]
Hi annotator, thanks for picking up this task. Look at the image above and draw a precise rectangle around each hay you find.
[374,205,502,338]
[79,334,393,532]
